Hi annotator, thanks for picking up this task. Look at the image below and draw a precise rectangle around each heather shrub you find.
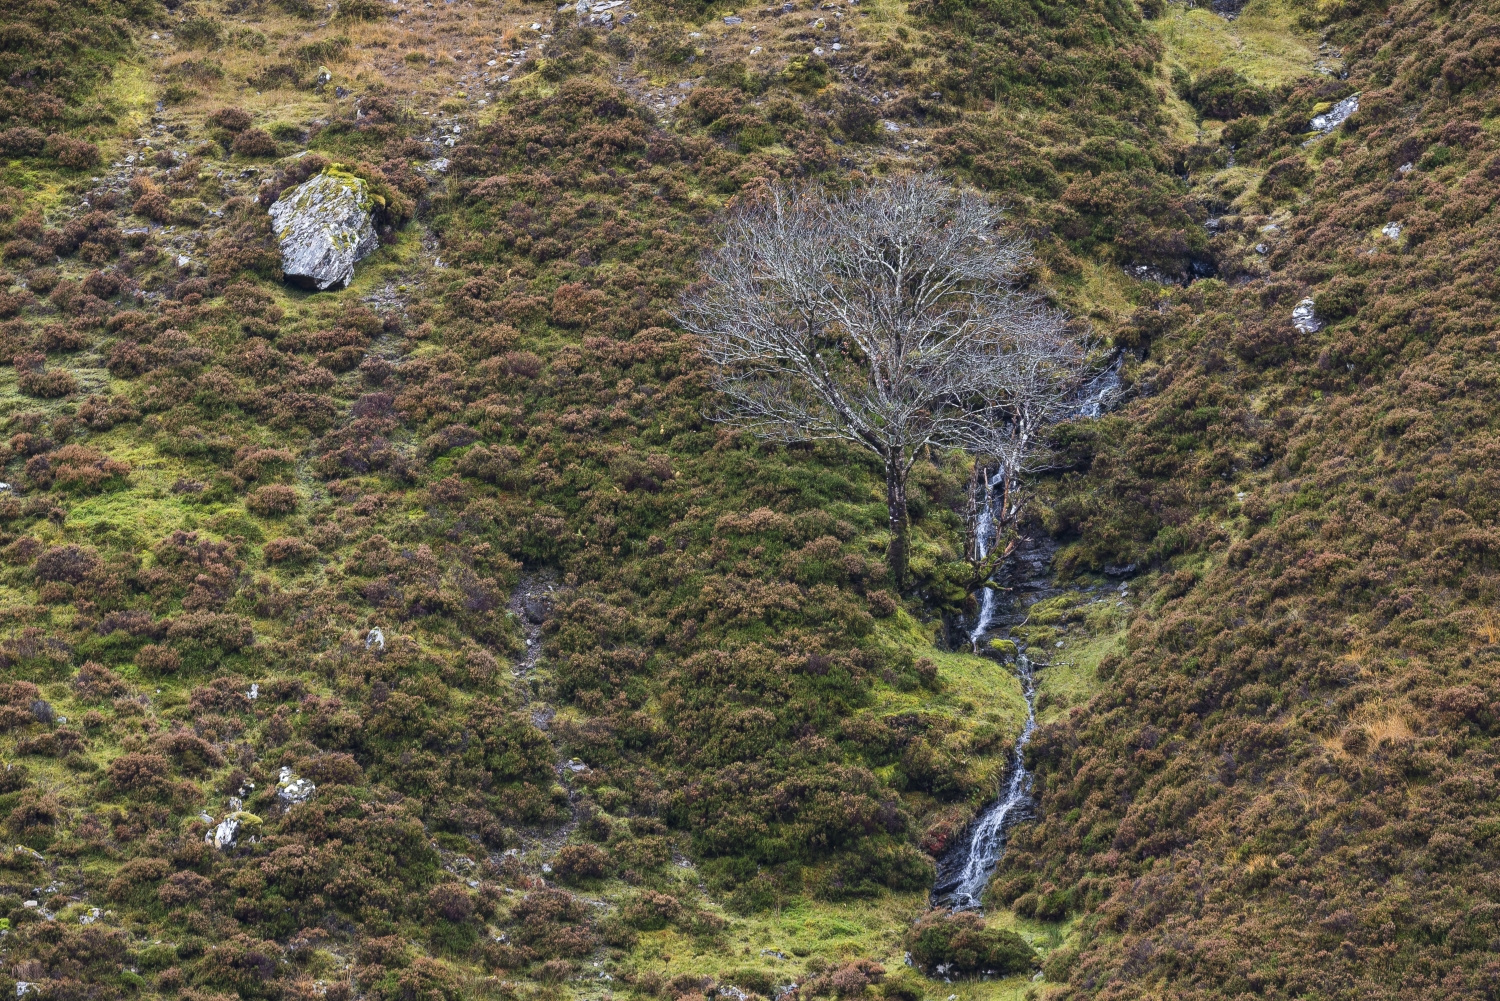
[35,545,102,584]
[247,484,300,515]
[232,129,279,158]
[1184,68,1271,120]
[208,107,254,132]
[136,644,182,675]
[15,353,76,398]
[105,752,173,799]
[903,910,1036,976]
[0,127,47,157]
[620,890,682,931]
[43,134,101,170]
[551,843,610,883]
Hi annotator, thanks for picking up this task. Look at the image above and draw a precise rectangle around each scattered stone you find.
[882,120,900,132]
[269,169,379,291]
[1255,243,1268,254]
[277,766,317,806]
[523,597,549,623]
[1381,221,1402,239]
[1398,161,1413,174]
[1309,93,1358,135]
[1292,297,1323,333]
[207,814,240,849]
[366,627,386,650]
[724,14,743,22]
[247,682,259,701]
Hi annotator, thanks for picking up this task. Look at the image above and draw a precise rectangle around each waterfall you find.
[967,470,1003,650]
[1074,353,1123,420]
[931,654,1037,910]
[937,352,1120,910]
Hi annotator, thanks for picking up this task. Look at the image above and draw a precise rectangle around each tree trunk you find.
[885,455,909,592]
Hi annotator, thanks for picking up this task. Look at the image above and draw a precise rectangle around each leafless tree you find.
[677,173,1097,592]
[956,330,1115,593]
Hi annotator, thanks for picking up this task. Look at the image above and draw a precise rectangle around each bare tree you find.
[956,329,1113,592]
[677,173,1094,592]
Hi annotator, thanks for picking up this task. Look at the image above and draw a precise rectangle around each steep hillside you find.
[0,0,1496,998]
[1006,0,1500,993]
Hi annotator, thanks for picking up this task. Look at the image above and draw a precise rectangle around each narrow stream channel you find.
[933,532,1059,910]
[931,653,1037,910]
[932,360,1122,910]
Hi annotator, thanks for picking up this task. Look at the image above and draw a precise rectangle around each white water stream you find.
[931,653,1037,909]
[937,356,1121,909]
[966,470,1004,650]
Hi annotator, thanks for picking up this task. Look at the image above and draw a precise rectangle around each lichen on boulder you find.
[268,167,379,290]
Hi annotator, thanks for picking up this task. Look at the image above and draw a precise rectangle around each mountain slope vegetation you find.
[0,0,1496,997]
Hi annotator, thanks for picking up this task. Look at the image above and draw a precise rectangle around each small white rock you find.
[1292,297,1323,333]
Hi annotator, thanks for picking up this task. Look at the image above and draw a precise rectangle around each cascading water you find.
[1074,354,1123,420]
[966,471,1003,651]
[935,355,1122,910]
[931,654,1036,909]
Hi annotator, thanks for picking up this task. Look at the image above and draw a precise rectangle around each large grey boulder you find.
[268,169,378,290]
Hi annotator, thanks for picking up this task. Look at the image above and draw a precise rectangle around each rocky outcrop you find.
[268,168,378,290]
